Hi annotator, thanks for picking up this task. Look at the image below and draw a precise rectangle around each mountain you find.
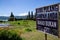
[15,16,27,19]
[0,16,27,21]
[0,16,9,21]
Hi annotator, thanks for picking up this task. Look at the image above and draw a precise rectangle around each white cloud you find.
[19,13,28,16]
[0,14,9,17]
[0,13,28,16]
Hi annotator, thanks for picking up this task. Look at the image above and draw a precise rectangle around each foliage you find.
[25,28,32,32]
[0,30,22,40]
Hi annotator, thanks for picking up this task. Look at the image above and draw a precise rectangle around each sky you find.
[0,0,60,16]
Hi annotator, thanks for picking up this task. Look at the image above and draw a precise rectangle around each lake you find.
[0,23,10,27]
[0,16,27,21]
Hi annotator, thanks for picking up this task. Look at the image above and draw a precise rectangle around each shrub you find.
[0,30,22,40]
[25,28,32,32]
[18,23,20,25]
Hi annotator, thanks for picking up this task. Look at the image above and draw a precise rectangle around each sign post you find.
[44,28,47,40]
[45,33,47,40]
[36,3,60,39]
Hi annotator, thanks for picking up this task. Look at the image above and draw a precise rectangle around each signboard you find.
[36,3,60,36]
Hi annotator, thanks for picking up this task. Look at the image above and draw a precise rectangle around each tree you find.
[8,12,16,21]
[27,11,30,20]
[31,11,33,20]
[33,12,36,21]
[10,12,14,17]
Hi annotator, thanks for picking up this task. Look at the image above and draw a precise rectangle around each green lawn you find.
[2,20,60,40]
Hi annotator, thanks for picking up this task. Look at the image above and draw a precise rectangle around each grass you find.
[21,31,60,40]
[0,20,60,40]
[8,20,36,32]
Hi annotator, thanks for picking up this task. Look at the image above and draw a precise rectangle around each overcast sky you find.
[0,0,60,16]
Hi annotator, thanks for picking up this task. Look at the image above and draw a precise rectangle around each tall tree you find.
[34,12,36,21]
[8,12,16,21]
[27,11,30,19]
[31,11,33,20]
[10,12,14,17]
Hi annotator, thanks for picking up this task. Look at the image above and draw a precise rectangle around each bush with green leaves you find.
[0,30,22,40]
[25,28,32,32]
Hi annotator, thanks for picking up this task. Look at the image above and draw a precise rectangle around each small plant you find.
[18,23,20,25]
[25,28,32,32]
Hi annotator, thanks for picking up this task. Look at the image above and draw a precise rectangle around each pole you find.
[44,27,47,40]
[45,33,47,40]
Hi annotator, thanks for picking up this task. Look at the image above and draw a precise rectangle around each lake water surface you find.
[0,23,10,27]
